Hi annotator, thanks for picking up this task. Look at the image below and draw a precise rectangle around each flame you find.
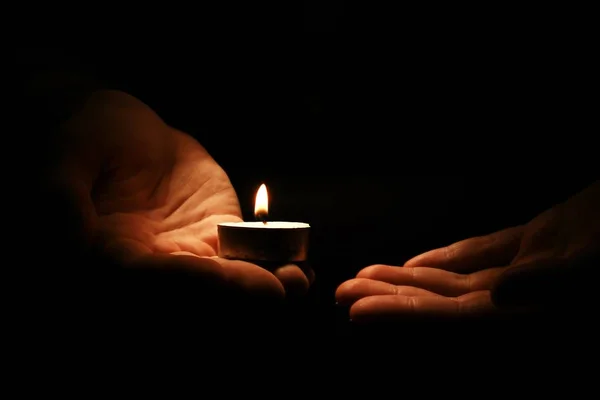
[254,183,268,220]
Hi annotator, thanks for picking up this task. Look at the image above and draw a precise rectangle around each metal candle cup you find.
[217,183,310,267]
[217,221,310,263]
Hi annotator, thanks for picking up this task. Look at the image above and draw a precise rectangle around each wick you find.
[256,210,268,225]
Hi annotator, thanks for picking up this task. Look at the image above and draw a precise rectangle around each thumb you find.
[491,252,599,311]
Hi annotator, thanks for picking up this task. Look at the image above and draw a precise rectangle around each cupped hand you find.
[41,90,313,301]
[336,181,600,323]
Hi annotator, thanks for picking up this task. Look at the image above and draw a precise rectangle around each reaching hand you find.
[41,90,313,303]
[336,180,600,323]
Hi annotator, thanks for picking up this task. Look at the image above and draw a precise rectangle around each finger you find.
[492,251,599,311]
[212,258,286,300]
[336,278,441,306]
[355,264,508,296]
[272,264,311,297]
[403,226,523,273]
[349,291,497,323]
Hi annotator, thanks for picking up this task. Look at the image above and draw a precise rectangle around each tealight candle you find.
[217,184,310,266]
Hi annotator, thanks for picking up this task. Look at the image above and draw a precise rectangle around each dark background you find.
[17,3,597,362]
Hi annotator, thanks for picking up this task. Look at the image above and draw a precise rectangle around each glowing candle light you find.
[217,183,310,265]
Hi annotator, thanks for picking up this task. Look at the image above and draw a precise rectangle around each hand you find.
[335,180,600,323]
[40,90,314,304]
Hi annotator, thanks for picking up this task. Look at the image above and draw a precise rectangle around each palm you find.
[92,128,242,263]
[335,228,524,322]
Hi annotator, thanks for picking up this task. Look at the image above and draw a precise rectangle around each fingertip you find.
[402,258,420,268]
[348,296,381,323]
[403,249,439,268]
[356,264,390,279]
[273,264,310,297]
[334,279,355,305]
[335,278,399,307]
[215,259,286,300]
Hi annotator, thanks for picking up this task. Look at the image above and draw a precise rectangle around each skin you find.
[336,180,600,323]
[44,89,313,304]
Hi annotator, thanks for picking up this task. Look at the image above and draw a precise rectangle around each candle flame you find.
[254,183,268,222]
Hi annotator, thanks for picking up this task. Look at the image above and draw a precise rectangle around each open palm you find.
[335,181,599,322]
[49,90,312,302]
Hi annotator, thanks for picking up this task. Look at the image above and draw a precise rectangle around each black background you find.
[17,2,598,364]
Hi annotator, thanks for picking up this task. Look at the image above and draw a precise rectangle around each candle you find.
[217,183,310,266]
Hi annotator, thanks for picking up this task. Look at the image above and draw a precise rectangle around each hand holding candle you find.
[39,89,314,306]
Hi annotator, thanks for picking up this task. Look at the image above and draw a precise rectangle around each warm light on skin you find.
[254,183,268,220]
